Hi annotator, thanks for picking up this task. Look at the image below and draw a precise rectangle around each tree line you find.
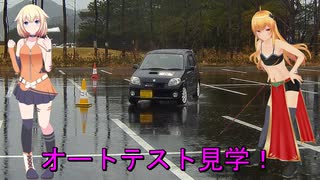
[3,0,320,60]
[77,0,320,59]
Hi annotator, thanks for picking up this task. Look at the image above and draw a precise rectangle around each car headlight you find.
[168,78,181,86]
[130,76,141,85]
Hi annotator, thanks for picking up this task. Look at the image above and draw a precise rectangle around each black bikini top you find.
[260,42,283,66]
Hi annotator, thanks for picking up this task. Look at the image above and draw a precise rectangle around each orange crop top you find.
[9,39,57,94]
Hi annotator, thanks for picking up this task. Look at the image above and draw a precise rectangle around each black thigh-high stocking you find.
[258,106,270,149]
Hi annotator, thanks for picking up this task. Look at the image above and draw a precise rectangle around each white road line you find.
[304,80,320,84]
[222,116,262,131]
[231,78,266,85]
[301,90,318,95]
[302,83,320,85]
[201,83,247,96]
[101,70,113,75]
[222,116,320,153]
[6,79,16,98]
[53,85,127,88]
[0,153,198,158]
[124,79,130,82]
[0,152,201,158]
[210,84,263,87]
[222,69,247,74]
[67,79,92,98]
[58,70,66,75]
[0,147,313,158]
[111,118,194,180]
[300,68,320,72]
[0,120,3,129]
[231,77,318,94]
[106,96,128,98]
[87,85,129,88]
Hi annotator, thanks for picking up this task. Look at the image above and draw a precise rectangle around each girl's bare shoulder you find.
[37,38,46,45]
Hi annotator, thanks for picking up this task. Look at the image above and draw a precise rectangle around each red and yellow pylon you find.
[76,79,92,108]
[91,63,99,80]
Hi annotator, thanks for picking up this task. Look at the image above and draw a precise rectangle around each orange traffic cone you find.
[76,79,91,134]
[91,63,99,80]
[80,107,88,134]
[92,79,98,94]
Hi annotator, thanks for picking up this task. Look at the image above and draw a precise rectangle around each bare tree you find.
[281,0,303,43]
[309,0,319,56]
[183,0,189,48]
[94,0,98,58]
[105,0,110,60]
[62,0,67,60]
[73,0,76,60]
[227,0,233,59]
[248,0,261,11]
[121,0,126,58]
[3,0,8,60]
[236,0,242,52]
[150,0,154,49]
[316,0,320,57]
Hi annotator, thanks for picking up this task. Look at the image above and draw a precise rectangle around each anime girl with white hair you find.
[8,4,57,179]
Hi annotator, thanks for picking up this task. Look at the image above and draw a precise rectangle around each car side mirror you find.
[133,64,139,69]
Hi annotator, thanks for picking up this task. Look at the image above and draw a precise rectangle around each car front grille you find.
[142,82,166,88]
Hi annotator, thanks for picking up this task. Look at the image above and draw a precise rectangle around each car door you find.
[186,53,196,93]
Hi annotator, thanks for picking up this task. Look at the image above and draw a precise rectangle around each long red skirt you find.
[264,84,315,161]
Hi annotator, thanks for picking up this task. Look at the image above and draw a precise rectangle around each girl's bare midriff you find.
[264,60,290,83]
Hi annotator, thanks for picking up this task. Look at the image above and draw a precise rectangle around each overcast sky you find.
[1,0,91,11]
[0,0,314,11]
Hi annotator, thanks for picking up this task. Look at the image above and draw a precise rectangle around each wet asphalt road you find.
[0,66,319,180]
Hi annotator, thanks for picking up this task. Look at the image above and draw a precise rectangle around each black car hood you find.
[133,69,184,80]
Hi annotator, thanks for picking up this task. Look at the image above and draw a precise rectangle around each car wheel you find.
[129,98,138,105]
[193,81,200,99]
[177,86,187,105]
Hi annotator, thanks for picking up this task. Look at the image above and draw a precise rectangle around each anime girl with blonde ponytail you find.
[250,10,315,175]
[7,4,57,179]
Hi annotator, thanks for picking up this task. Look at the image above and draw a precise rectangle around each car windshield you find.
[140,54,184,70]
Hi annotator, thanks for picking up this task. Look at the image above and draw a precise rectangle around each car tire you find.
[177,86,188,105]
[129,98,138,105]
[193,81,200,99]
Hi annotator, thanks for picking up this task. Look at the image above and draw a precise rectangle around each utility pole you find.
[73,0,77,60]
[41,0,44,9]
[121,0,126,58]
[94,0,98,59]
[3,0,8,60]
[105,0,110,61]
[63,0,67,60]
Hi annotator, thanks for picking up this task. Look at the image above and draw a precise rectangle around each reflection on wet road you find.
[0,66,319,179]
